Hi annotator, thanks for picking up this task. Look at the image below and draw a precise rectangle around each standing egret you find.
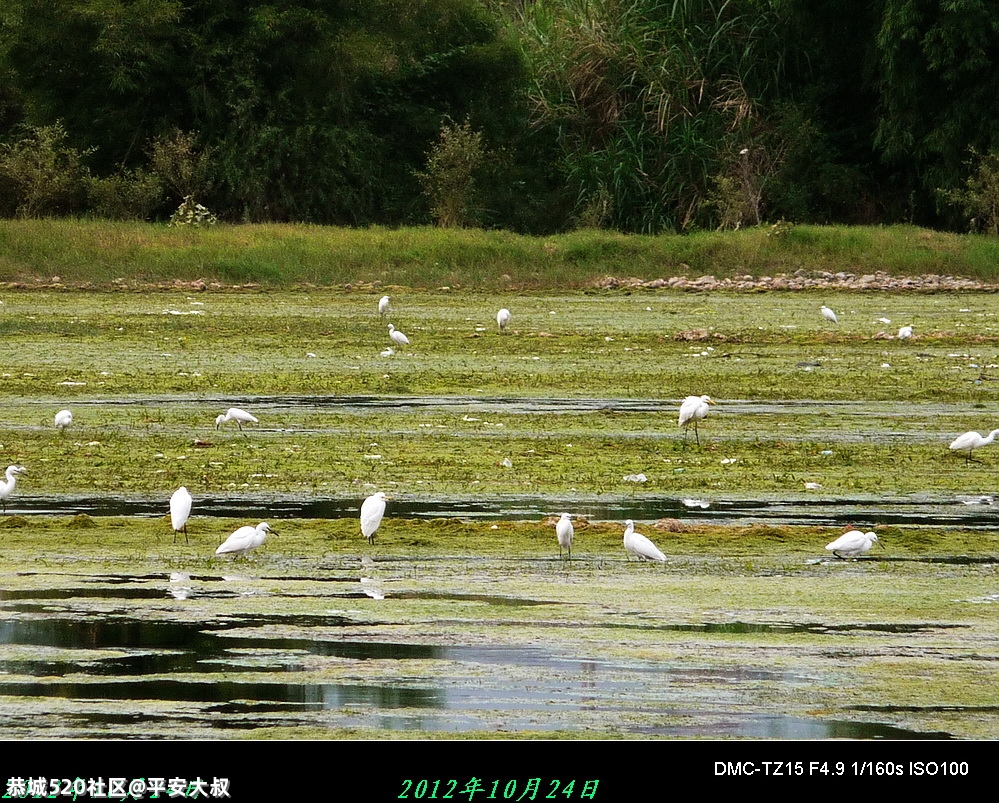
[623,519,666,562]
[388,324,410,347]
[378,295,390,317]
[555,512,574,559]
[215,522,275,557]
[0,465,27,513]
[497,308,511,332]
[678,395,716,445]
[898,325,913,340]
[826,529,882,559]
[170,486,193,544]
[820,305,838,324]
[54,409,73,430]
[215,407,258,431]
[360,492,388,544]
[949,429,999,463]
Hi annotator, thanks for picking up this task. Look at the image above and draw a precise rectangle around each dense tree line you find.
[1,0,998,233]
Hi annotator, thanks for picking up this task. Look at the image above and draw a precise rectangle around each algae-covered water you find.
[1,288,998,739]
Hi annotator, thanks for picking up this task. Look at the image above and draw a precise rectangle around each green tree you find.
[875,0,999,225]
[0,0,528,225]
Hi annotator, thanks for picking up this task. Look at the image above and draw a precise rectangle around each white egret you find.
[949,429,999,463]
[215,522,275,557]
[898,325,913,340]
[54,409,73,430]
[497,308,511,332]
[623,519,666,563]
[215,407,258,431]
[555,513,574,559]
[826,529,882,559]
[378,295,391,317]
[0,465,27,513]
[360,492,388,544]
[821,305,838,323]
[380,347,394,357]
[678,395,716,445]
[388,324,410,347]
[170,486,193,544]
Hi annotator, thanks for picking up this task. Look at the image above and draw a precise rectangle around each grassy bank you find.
[3,220,999,288]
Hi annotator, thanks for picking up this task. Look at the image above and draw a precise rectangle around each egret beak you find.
[708,399,717,405]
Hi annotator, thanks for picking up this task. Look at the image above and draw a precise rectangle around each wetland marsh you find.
[1,286,998,739]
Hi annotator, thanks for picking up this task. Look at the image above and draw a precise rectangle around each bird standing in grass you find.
[388,324,410,347]
[623,519,666,562]
[898,325,913,340]
[497,308,511,332]
[378,295,390,317]
[555,513,574,559]
[949,429,999,463]
[215,408,258,431]
[170,486,193,544]
[54,410,73,430]
[679,395,715,446]
[216,522,275,557]
[0,465,27,513]
[821,305,838,324]
[826,529,882,559]
[361,492,388,544]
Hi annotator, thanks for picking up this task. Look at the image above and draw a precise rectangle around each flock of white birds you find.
[2,300,973,565]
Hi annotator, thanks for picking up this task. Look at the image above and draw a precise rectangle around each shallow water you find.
[9,491,999,531]
[0,569,977,739]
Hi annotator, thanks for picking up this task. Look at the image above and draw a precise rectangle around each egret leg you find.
[694,421,700,446]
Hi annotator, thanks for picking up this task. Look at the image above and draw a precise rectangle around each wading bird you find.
[361,492,388,544]
[0,465,27,513]
[216,522,275,557]
[679,395,716,446]
[54,409,73,430]
[555,513,574,560]
[623,519,666,563]
[898,325,913,340]
[170,486,193,544]
[388,324,410,347]
[497,308,511,332]
[215,407,258,431]
[826,529,882,559]
[821,305,838,324]
[949,429,999,463]
[378,296,390,317]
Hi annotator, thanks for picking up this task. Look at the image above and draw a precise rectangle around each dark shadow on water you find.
[10,492,999,532]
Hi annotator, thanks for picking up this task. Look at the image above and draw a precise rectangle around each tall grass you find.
[2,219,999,288]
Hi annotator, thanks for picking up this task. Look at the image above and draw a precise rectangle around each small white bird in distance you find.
[949,429,999,463]
[380,347,394,357]
[54,409,73,430]
[555,513,574,559]
[215,407,258,431]
[170,486,193,544]
[216,522,276,557]
[825,529,882,559]
[678,395,716,446]
[361,492,388,544]
[497,308,511,332]
[388,324,410,347]
[378,295,390,317]
[623,519,666,563]
[820,305,838,324]
[0,465,27,513]
[898,325,913,340]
